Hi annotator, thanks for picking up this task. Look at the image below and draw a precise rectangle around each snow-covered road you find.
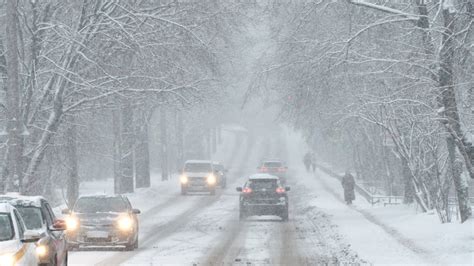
[68,128,472,265]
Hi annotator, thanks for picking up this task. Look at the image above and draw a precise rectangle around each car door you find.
[43,201,66,264]
[12,209,37,265]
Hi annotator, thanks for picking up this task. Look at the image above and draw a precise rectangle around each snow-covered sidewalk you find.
[284,129,474,265]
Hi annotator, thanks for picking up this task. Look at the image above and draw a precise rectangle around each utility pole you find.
[5,0,22,192]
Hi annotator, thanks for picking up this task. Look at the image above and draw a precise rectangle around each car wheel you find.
[239,208,246,221]
[133,234,139,249]
[281,209,289,221]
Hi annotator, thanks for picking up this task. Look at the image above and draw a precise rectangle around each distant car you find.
[63,195,140,251]
[212,162,228,188]
[237,174,290,221]
[0,194,68,266]
[180,160,218,195]
[0,202,41,266]
[257,159,288,183]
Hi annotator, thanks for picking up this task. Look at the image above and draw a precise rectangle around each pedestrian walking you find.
[341,171,355,204]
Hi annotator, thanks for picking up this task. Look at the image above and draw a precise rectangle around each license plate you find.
[87,231,109,238]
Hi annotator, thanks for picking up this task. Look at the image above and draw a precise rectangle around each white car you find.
[0,202,40,266]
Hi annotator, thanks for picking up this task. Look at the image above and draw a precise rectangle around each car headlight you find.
[0,254,15,266]
[207,174,216,185]
[65,216,79,231]
[118,216,133,231]
[36,245,48,257]
[180,175,188,184]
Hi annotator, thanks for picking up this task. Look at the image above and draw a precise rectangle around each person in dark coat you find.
[341,171,355,204]
[303,152,312,172]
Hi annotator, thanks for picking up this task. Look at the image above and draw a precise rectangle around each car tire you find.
[239,208,246,221]
[133,235,139,249]
[281,209,289,221]
[39,255,57,266]
[125,241,135,251]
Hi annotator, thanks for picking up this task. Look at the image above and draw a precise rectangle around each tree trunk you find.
[439,8,472,222]
[160,106,169,181]
[113,108,122,194]
[120,100,134,193]
[4,0,22,193]
[135,111,150,188]
[176,110,184,167]
[66,117,79,208]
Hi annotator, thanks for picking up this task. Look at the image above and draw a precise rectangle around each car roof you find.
[262,159,284,163]
[0,193,45,208]
[185,160,212,164]
[248,173,279,180]
[0,202,15,213]
[77,194,124,199]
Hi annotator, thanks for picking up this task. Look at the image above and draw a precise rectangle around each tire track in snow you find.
[94,132,252,266]
[201,134,271,265]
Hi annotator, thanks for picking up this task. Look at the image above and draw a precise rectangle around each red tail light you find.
[276,187,285,194]
[243,187,252,194]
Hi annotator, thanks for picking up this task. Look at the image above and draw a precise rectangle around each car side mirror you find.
[21,230,41,243]
[132,209,141,214]
[285,186,291,192]
[50,219,67,231]
[61,209,70,215]
[236,187,242,192]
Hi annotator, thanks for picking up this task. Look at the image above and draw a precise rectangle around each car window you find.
[214,165,224,171]
[0,213,14,241]
[263,162,282,167]
[16,206,43,230]
[40,202,53,227]
[247,179,278,190]
[185,163,212,172]
[74,197,128,213]
[13,210,25,239]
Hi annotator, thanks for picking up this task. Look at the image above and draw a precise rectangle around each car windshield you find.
[15,207,43,230]
[74,197,127,213]
[0,214,14,241]
[213,164,224,171]
[263,162,282,168]
[185,163,212,172]
[247,179,278,190]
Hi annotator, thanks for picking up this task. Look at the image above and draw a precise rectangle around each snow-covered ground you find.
[284,128,474,265]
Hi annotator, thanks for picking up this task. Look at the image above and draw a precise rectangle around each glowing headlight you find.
[36,245,48,257]
[65,216,79,231]
[118,216,133,231]
[207,174,216,185]
[0,254,15,266]
[180,175,188,184]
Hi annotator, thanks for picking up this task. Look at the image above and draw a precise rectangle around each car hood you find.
[75,212,123,225]
[185,172,212,177]
[0,240,20,254]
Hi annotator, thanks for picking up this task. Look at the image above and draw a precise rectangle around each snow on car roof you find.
[0,194,44,208]
[78,194,123,199]
[185,160,212,164]
[0,202,15,213]
[248,173,279,180]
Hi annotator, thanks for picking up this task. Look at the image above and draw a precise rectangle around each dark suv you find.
[63,195,140,251]
[236,174,290,221]
[0,194,68,266]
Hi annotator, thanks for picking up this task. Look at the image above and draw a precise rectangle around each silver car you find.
[63,195,140,251]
